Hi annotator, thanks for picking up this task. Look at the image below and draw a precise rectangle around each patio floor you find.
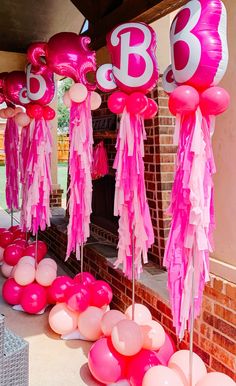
[0,208,101,386]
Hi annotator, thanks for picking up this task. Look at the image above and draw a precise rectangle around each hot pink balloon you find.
[65,283,90,313]
[73,271,96,287]
[108,91,128,114]
[26,64,55,105]
[0,72,8,103]
[196,372,236,386]
[27,33,96,88]
[0,231,14,248]
[90,280,113,308]
[155,332,177,366]
[88,337,127,384]
[3,243,24,266]
[169,85,199,116]
[170,0,228,90]
[47,275,74,304]
[30,240,48,256]
[107,22,158,94]
[126,349,160,386]
[126,92,148,115]
[23,244,45,262]
[20,283,47,314]
[2,277,23,305]
[3,71,30,106]
[143,98,158,119]
[13,238,28,248]
[200,87,230,115]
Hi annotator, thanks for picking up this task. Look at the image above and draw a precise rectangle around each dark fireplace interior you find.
[91,175,118,236]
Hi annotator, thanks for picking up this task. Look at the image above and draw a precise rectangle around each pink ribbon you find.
[4,117,19,210]
[66,96,93,260]
[113,109,154,279]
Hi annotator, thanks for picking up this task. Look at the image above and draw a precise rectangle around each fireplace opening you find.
[91,174,118,236]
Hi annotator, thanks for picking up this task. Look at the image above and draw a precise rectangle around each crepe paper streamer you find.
[4,117,19,210]
[20,118,52,234]
[19,124,30,231]
[113,109,154,279]
[164,108,215,339]
[92,141,109,179]
[66,96,93,260]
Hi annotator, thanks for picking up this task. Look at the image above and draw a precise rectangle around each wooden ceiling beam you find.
[86,0,188,50]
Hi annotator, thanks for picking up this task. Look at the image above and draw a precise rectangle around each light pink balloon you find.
[69,83,88,103]
[141,320,166,350]
[168,350,207,386]
[13,263,36,286]
[38,258,57,271]
[0,246,4,261]
[90,91,102,110]
[62,91,71,108]
[143,365,184,386]
[101,310,127,336]
[78,306,104,341]
[18,255,35,266]
[49,303,78,335]
[15,112,31,127]
[1,262,13,278]
[196,372,235,386]
[4,107,15,118]
[111,319,143,356]
[125,303,152,325]
[14,106,24,114]
[0,109,6,119]
[35,265,57,287]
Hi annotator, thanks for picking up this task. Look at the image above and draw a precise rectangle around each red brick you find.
[212,330,236,355]
[214,303,236,326]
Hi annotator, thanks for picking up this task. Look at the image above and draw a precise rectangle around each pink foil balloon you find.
[196,372,236,386]
[170,0,228,90]
[78,306,104,341]
[13,262,36,286]
[142,365,184,386]
[155,332,177,366]
[107,22,158,94]
[27,33,96,88]
[168,350,207,386]
[126,349,160,386]
[35,264,57,287]
[3,71,29,106]
[101,310,127,336]
[88,337,127,384]
[96,63,117,92]
[125,303,152,325]
[1,262,14,278]
[20,283,47,314]
[111,319,143,356]
[141,320,166,351]
[2,277,23,305]
[90,280,113,308]
[26,64,55,105]
[49,303,78,335]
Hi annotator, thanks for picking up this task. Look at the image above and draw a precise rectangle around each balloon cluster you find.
[62,83,101,111]
[108,91,158,119]
[0,227,56,314]
[48,272,113,339]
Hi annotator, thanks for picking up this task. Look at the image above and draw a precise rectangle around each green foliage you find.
[57,78,72,134]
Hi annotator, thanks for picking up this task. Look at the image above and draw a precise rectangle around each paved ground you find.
[0,209,101,386]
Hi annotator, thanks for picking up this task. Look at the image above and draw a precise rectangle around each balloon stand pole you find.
[10,208,13,227]
[189,250,195,386]
[35,232,38,269]
[131,227,135,321]
[80,243,84,281]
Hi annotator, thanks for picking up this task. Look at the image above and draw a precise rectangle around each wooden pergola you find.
[0,0,188,53]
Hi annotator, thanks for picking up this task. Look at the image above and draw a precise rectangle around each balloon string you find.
[131,227,135,321]
[189,244,195,386]
[35,232,38,269]
[10,208,13,227]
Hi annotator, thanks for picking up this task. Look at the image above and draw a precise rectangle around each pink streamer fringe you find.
[4,117,19,210]
[66,97,93,260]
[20,118,52,235]
[164,108,216,339]
[113,109,154,279]
[92,141,109,179]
